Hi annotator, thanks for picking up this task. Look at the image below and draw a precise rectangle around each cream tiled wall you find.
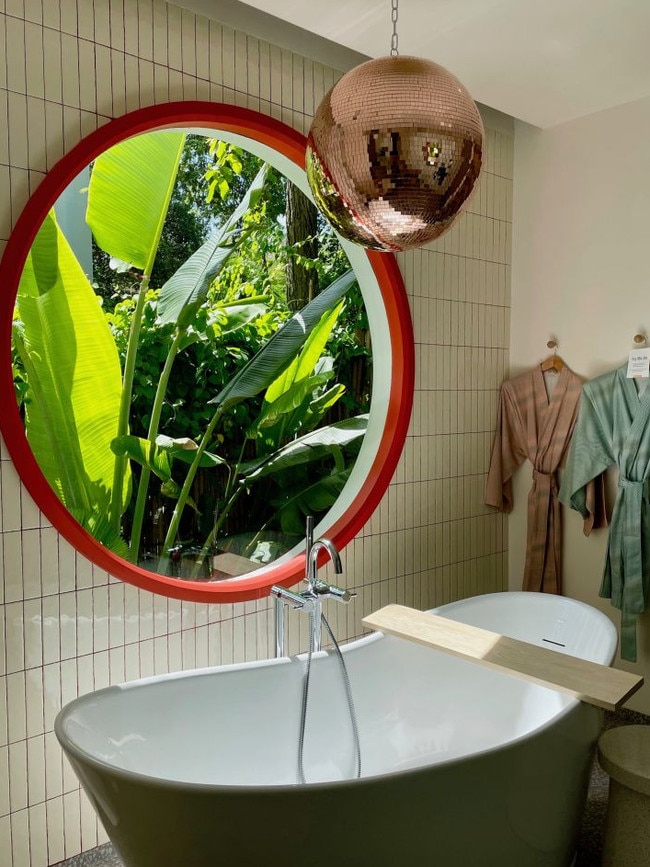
[0,1,512,864]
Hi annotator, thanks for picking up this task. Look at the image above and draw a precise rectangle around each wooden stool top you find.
[598,726,650,795]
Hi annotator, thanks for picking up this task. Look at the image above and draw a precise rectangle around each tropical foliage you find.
[12,131,372,579]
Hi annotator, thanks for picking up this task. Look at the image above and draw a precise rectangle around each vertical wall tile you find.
[28,802,48,866]
[59,0,76,35]
[41,596,60,666]
[0,746,9,816]
[24,20,44,98]
[111,48,126,116]
[122,0,138,56]
[138,57,154,105]
[7,92,28,173]
[46,796,65,864]
[138,0,153,61]
[5,603,25,673]
[10,807,29,867]
[166,1,181,69]
[221,25,235,89]
[191,14,207,81]
[0,91,8,174]
[152,0,168,66]
[63,789,81,857]
[9,741,27,811]
[4,532,23,602]
[27,736,45,805]
[78,38,96,112]
[23,599,42,672]
[5,15,26,93]
[180,6,196,76]
[22,528,41,600]
[124,52,140,111]
[79,786,99,853]
[60,32,80,108]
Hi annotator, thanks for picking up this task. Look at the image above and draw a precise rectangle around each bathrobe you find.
[560,364,650,662]
[486,365,601,595]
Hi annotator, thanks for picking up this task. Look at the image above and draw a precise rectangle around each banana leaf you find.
[209,269,356,413]
[156,164,269,328]
[247,373,332,435]
[86,131,186,273]
[264,300,344,404]
[248,300,345,449]
[302,383,347,432]
[14,211,129,548]
[155,435,227,467]
[272,467,354,535]
[174,303,271,357]
[110,435,173,481]
[240,415,367,481]
[111,435,225,478]
[86,129,186,535]
[214,302,268,334]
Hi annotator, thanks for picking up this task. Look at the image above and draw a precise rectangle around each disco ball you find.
[306,55,484,252]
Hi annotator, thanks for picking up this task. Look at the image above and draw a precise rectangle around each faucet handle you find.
[313,579,356,603]
[271,584,315,611]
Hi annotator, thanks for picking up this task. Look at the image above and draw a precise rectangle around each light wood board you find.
[362,604,643,711]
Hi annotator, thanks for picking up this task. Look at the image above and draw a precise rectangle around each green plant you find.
[13,130,368,577]
[13,211,130,555]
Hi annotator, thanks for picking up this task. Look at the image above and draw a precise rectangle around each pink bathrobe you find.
[486,365,605,594]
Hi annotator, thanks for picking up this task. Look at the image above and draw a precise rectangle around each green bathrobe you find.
[559,364,650,661]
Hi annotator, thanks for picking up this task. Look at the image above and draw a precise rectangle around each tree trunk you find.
[285,181,319,311]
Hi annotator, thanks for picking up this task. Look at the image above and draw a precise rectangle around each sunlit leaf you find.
[265,301,343,404]
[86,131,186,274]
[156,164,269,327]
[240,415,367,480]
[248,373,332,435]
[155,435,226,467]
[215,303,268,334]
[111,435,172,481]
[209,269,356,411]
[14,211,129,547]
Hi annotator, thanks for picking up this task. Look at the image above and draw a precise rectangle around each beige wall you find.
[0,0,511,864]
[511,95,650,713]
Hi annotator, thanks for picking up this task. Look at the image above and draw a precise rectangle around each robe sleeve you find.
[485,383,527,513]
[558,386,610,534]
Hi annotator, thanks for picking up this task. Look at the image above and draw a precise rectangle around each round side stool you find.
[598,725,650,866]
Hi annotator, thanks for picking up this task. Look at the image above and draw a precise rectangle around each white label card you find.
[627,348,650,378]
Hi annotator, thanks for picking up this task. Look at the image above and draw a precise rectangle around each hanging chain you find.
[390,0,399,56]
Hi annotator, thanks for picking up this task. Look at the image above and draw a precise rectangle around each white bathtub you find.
[55,592,617,867]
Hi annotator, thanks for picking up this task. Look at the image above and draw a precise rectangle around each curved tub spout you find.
[306,538,342,590]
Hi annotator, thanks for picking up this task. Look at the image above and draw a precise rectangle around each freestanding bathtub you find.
[55,592,618,867]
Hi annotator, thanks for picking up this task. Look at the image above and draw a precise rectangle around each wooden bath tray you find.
[361,605,643,711]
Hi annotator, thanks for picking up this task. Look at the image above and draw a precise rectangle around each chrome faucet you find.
[271,516,354,657]
[306,538,342,590]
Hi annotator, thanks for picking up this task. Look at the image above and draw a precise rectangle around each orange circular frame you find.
[0,102,414,602]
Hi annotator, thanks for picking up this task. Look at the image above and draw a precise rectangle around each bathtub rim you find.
[55,680,595,794]
[55,591,612,793]
[429,590,618,665]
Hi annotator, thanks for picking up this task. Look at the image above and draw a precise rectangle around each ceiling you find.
[196,0,650,129]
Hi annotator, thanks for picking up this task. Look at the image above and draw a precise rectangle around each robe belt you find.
[532,468,558,495]
[608,475,649,661]
[526,469,560,593]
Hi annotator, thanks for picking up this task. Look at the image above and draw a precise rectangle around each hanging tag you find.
[627,348,650,378]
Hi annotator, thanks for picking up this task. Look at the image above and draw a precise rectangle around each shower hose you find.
[297,610,362,785]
